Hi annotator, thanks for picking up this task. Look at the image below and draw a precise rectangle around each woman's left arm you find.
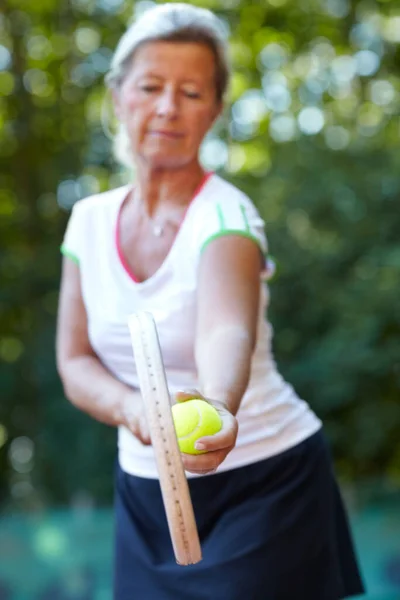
[180,234,263,475]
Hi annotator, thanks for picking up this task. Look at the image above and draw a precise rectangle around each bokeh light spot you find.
[0,337,24,363]
[298,107,325,135]
[0,45,11,71]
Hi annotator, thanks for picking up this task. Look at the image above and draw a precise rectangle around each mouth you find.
[149,130,184,139]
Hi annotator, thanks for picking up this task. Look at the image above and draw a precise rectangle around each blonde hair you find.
[104,3,230,170]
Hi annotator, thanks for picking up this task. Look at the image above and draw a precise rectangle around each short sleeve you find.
[60,201,83,265]
[198,194,268,257]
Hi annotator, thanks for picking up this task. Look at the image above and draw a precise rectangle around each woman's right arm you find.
[56,257,150,443]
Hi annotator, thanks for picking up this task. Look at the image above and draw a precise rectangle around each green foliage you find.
[0,0,399,509]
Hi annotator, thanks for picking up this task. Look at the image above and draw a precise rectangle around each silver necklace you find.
[133,190,183,237]
[147,212,171,237]
[151,221,164,237]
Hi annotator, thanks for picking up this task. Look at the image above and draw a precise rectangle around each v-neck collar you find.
[114,171,214,286]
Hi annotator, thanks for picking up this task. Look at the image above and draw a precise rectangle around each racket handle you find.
[128,311,202,565]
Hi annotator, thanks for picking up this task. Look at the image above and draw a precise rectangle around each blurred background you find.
[0,0,399,598]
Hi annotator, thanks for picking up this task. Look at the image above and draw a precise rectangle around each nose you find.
[156,88,179,118]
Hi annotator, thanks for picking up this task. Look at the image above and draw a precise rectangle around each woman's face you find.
[112,41,222,170]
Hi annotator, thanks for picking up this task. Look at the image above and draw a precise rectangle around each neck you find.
[132,160,206,217]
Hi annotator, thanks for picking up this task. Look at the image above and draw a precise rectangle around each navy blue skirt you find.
[113,429,365,599]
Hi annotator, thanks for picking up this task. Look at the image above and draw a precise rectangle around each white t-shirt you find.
[61,172,322,478]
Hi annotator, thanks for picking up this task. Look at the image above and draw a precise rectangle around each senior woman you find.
[56,3,365,599]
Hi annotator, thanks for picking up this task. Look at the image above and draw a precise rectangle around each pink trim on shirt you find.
[115,171,214,284]
[115,206,140,283]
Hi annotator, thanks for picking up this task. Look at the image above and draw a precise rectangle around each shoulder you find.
[70,185,129,220]
[61,185,129,263]
[188,174,267,255]
[197,174,264,229]
[200,174,259,212]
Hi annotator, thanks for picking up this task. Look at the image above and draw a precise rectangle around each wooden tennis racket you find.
[128,311,202,566]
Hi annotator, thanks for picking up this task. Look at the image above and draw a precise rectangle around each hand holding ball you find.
[172,399,222,455]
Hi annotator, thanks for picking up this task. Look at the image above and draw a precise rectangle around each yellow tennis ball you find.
[172,399,222,455]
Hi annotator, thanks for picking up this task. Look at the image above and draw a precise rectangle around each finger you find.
[195,428,237,452]
[194,413,238,452]
[136,430,152,445]
[181,448,229,474]
[174,389,204,403]
[139,418,151,445]
[186,468,218,476]
[129,418,151,446]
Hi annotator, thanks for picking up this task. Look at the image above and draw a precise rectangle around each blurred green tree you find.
[0,0,399,509]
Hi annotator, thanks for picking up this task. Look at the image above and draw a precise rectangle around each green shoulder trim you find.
[216,203,226,229]
[239,203,250,232]
[200,230,264,255]
[60,245,79,265]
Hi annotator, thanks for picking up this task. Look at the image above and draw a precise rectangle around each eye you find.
[183,90,201,99]
[140,85,160,93]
